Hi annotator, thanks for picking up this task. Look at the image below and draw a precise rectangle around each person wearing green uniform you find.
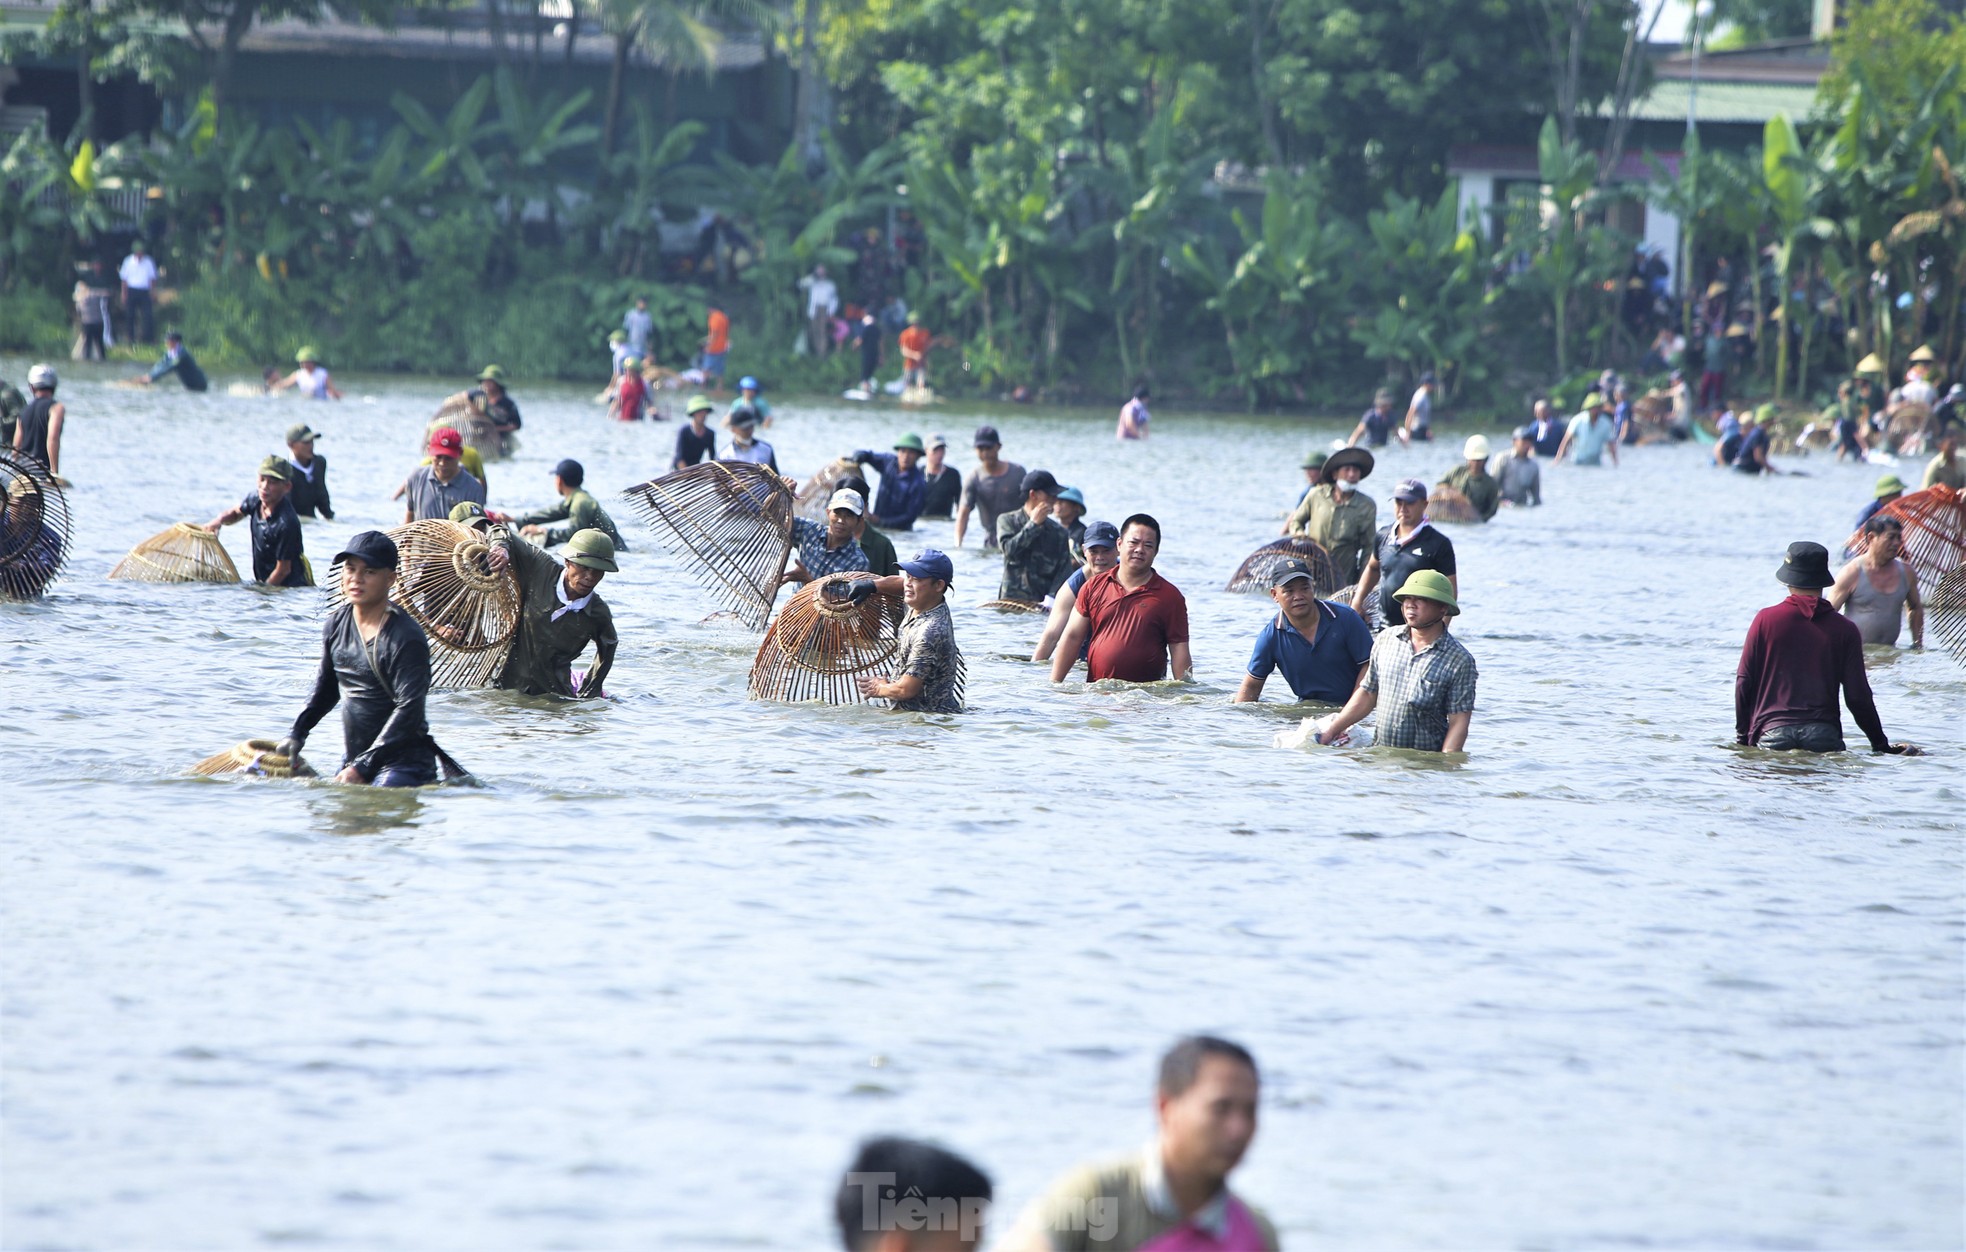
[1438,435,1501,522]
[1285,447,1377,585]
[503,458,626,551]
[486,528,618,698]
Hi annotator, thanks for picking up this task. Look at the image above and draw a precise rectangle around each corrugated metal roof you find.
[1615,78,1820,124]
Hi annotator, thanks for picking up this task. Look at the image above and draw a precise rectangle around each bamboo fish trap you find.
[1425,486,1483,525]
[748,572,908,704]
[624,461,794,630]
[1224,538,1340,595]
[109,522,241,583]
[325,520,522,688]
[0,449,73,601]
[1931,565,1966,673]
[428,393,510,460]
[1841,484,1962,604]
[191,738,318,779]
[794,457,864,522]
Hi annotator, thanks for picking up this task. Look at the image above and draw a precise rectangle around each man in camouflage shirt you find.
[856,549,964,714]
[995,468,1074,602]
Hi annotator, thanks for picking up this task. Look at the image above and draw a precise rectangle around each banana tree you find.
[592,102,708,276]
[1350,186,1489,397]
[488,66,599,236]
[0,129,64,289]
[393,77,495,202]
[1509,115,1615,376]
[1762,114,1834,398]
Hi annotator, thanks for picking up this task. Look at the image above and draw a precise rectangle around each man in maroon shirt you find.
[1735,541,1918,754]
[1050,513,1192,683]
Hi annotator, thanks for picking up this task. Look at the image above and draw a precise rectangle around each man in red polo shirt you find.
[1049,513,1192,683]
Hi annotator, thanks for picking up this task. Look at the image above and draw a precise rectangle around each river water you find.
[2,360,1960,1251]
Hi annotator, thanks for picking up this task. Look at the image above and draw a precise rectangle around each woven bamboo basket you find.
[1883,401,1933,452]
[793,457,864,522]
[1224,538,1340,594]
[748,572,909,704]
[1426,486,1483,524]
[109,522,241,583]
[624,461,794,630]
[1931,564,1966,672]
[0,449,73,601]
[1841,484,1961,604]
[427,394,510,460]
[191,738,318,779]
[980,597,1046,613]
[325,520,522,688]
[1332,582,1385,631]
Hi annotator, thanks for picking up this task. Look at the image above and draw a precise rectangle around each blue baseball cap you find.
[899,548,955,584]
[1082,520,1120,548]
[552,458,584,487]
[1056,486,1085,506]
[738,375,761,391]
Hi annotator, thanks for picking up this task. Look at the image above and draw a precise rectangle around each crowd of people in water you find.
[3,318,1951,790]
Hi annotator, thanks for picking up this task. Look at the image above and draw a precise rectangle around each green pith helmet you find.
[1301,449,1329,471]
[1392,569,1459,615]
[564,528,618,572]
[609,329,627,343]
[1874,474,1905,498]
[686,394,713,415]
[622,357,641,371]
[449,501,489,524]
[893,432,926,453]
[478,364,507,385]
[257,455,293,482]
[296,345,321,364]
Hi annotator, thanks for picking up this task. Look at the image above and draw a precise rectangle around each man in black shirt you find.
[1350,477,1457,626]
[284,423,333,519]
[674,394,718,471]
[204,455,312,586]
[919,433,962,519]
[279,530,438,786]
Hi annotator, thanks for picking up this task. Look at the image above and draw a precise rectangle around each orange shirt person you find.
[898,315,933,387]
[700,304,731,395]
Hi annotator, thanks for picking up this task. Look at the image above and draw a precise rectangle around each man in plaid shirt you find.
[783,489,871,586]
[1317,569,1476,752]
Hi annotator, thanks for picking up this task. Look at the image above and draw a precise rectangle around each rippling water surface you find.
[3,359,1960,1250]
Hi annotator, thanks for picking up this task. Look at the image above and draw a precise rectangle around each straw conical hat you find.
[1909,344,1937,363]
[1855,353,1886,374]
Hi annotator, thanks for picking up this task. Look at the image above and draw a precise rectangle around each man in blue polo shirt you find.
[1234,557,1373,705]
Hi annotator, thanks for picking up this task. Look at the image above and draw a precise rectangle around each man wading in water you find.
[1350,478,1457,628]
[204,456,312,587]
[1735,542,1920,754]
[278,531,440,786]
[1318,570,1477,752]
[486,528,620,698]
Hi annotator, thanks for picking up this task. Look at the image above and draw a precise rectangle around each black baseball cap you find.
[1020,468,1059,497]
[552,458,585,487]
[1269,558,1317,590]
[334,530,399,571]
[973,424,1001,447]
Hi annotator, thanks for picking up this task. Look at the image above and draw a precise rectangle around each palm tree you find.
[592,0,772,158]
